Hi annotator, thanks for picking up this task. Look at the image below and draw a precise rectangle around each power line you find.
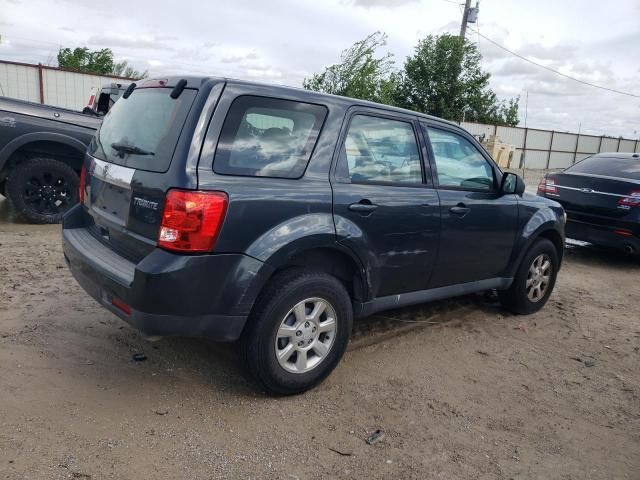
[468,27,640,99]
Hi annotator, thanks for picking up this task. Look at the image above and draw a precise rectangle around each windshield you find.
[89,87,197,172]
[566,155,640,180]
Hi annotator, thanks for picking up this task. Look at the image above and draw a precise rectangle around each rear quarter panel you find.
[196,82,348,261]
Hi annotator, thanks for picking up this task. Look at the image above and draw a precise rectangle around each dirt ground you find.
[0,194,639,480]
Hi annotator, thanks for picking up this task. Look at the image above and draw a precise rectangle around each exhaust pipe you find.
[624,244,635,255]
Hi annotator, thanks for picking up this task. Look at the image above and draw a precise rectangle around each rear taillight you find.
[88,94,95,107]
[617,190,640,208]
[537,177,557,195]
[79,165,86,204]
[158,190,228,252]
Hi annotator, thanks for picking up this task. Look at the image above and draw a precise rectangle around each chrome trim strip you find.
[90,157,135,189]
[550,183,628,198]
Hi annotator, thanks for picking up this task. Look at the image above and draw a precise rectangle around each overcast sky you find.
[1,0,638,138]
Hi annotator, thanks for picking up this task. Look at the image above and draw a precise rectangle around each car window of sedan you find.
[424,126,495,191]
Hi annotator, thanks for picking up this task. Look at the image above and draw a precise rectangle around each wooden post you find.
[573,133,580,164]
[521,127,528,171]
[547,131,554,169]
[37,63,44,104]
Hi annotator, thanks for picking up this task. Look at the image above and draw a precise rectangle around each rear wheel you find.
[499,238,559,314]
[6,157,79,224]
[240,269,353,395]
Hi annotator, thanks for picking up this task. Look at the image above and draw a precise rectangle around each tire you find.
[6,157,79,224]
[240,269,353,395]
[499,238,559,315]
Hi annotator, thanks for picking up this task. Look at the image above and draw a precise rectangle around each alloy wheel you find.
[275,297,337,374]
[22,171,73,215]
[526,253,552,302]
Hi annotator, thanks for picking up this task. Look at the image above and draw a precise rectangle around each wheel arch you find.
[265,246,367,302]
[537,228,564,263]
[0,132,88,178]
[507,219,565,280]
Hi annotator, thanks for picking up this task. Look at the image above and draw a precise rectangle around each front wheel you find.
[499,238,559,314]
[6,157,79,224]
[240,269,353,395]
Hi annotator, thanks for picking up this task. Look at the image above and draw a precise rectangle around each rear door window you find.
[89,87,197,173]
[336,114,423,184]
[566,156,640,180]
[213,96,327,178]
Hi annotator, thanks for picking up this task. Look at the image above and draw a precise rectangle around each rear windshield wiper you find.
[111,142,155,157]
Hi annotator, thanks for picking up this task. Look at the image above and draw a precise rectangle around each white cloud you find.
[88,33,173,50]
[345,0,418,7]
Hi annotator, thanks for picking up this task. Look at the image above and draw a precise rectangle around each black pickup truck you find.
[0,97,101,223]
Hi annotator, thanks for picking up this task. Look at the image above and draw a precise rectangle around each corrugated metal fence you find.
[462,121,640,169]
[0,60,134,111]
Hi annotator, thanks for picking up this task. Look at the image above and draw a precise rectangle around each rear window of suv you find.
[566,155,640,180]
[214,96,327,178]
[89,87,197,173]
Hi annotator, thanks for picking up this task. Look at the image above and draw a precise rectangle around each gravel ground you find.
[0,193,639,480]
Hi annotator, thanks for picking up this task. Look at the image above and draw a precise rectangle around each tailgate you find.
[82,82,200,261]
[84,157,167,261]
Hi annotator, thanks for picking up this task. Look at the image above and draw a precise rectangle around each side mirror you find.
[501,172,525,196]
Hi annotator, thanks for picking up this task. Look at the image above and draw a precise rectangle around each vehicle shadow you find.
[117,243,636,395]
[349,294,488,349]
[0,195,30,224]
[564,242,640,270]
[116,294,492,397]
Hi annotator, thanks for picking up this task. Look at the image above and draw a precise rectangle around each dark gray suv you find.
[63,77,565,394]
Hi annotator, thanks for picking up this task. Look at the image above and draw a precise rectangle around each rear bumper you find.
[565,218,640,253]
[62,205,273,341]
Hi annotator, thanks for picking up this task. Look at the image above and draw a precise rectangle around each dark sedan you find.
[537,152,640,255]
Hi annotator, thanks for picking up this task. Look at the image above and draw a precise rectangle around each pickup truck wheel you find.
[499,238,559,315]
[240,269,353,395]
[6,157,79,224]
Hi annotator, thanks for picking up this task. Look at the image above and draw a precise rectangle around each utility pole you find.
[460,1,479,39]
[459,0,472,39]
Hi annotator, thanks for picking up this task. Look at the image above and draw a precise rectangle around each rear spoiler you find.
[121,78,188,99]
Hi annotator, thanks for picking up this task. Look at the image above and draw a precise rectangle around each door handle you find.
[349,200,378,213]
[449,204,470,217]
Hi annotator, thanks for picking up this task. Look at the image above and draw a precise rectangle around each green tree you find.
[111,60,147,79]
[303,32,397,105]
[57,47,146,79]
[57,47,114,74]
[496,97,519,126]
[395,34,518,126]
